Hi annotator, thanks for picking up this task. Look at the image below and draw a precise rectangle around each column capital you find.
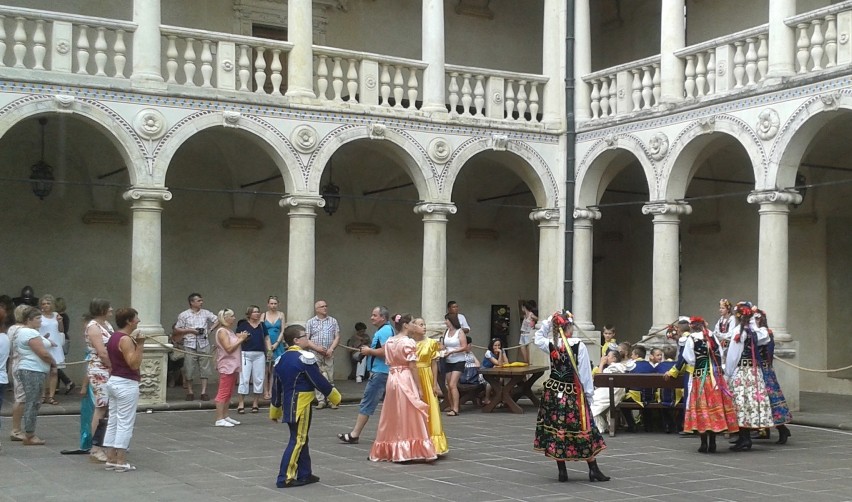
[280,194,325,209]
[572,207,601,221]
[123,187,172,203]
[641,201,692,216]
[414,201,457,216]
[747,189,802,207]
[529,207,561,222]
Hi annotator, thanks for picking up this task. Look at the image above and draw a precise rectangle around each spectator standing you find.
[347,322,370,382]
[103,308,145,472]
[54,297,75,394]
[236,305,268,414]
[306,300,340,409]
[214,309,247,427]
[7,305,27,442]
[446,301,470,334]
[37,294,64,406]
[441,313,468,416]
[0,304,9,452]
[84,298,113,462]
[14,306,55,445]
[519,300,537,364]
[174,293,218,401]
[263,296,285,400]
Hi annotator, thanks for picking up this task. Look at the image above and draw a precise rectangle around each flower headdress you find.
[550,310,574,339]
[734,301,753,318]
[719,298,732,312]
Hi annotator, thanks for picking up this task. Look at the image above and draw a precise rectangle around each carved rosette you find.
[292,125,319,154]
[648,132,669,161]
[490,133,508,151]
[369,123,387,140]
[138,357,162,403]
[134,109,167,140]
[820,90,842,110]
[428,138,451,164]
[529,208,560,222]
[756,108,780,141]
[221,60,234,72]
[492,91,503,105]
[573,207,602,221]
[222,111,241,127]
[414,202,457,217]
[280,194,326,209]
[56,40,71,55]
[365,76,377,89]
[122,187,173,203]
[747,190,802,206]
[641,201,693,216]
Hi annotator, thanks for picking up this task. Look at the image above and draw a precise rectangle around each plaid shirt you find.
[306,315,339,352]
[176,308,217,350]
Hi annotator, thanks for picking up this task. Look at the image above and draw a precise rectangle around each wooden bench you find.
[593,373,685,437]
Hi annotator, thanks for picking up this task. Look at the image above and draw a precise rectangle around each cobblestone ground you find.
[1,403,852,502]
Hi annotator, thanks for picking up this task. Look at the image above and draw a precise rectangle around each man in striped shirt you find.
[306,300,340,409]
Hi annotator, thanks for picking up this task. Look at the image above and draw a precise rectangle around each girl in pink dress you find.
[369,314,437,463]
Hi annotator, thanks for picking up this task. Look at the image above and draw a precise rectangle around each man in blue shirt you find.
[337,306,392,444]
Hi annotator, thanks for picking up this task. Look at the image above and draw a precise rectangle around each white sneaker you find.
[224,417,241,425]
[356,377,362,383]
[214,419,235,427]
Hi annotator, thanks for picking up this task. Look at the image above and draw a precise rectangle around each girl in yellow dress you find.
[411,318,448,455]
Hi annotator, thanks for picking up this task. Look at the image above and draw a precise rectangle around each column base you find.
[773,340,800,412]
[138,344,169,406]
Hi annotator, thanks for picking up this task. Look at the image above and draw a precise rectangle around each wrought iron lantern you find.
[29,118,54,200]
[321,157,340,216]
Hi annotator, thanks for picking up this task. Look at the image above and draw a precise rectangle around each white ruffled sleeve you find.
[533,319,553,354]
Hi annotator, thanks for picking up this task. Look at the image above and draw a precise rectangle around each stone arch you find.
[576,134,655,208]
[443,137,558,208]
[306,124,437,201]
[0,95,145,185]
[663,115,766,199]
[151,111,301,192]
[770,90,852,189]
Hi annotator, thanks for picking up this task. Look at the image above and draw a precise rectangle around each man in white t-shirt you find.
[447,301,470,334]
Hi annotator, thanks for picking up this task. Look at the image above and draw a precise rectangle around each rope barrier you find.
[773,357,852,373]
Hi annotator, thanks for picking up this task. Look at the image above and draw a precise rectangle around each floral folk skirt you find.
[683,369,739,433]
[760,364,792,425]
[728,365,774,429]
[534,379,606,461]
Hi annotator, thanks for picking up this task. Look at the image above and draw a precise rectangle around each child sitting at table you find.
[482,338,509,405]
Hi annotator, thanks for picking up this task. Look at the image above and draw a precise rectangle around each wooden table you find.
[592,373,685,437]
[478,365,547,413]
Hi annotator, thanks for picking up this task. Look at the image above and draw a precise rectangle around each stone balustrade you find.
[785,1,852,75]
[582,56,660,119]
[445,64,547,123]
[0,5,135,77]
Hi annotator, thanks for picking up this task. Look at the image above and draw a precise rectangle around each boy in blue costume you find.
[271,324,341,488]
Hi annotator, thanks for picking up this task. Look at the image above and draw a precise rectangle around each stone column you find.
[132,0,164,84]
[286,0,316,99]
[765,0,797,81]
[571,207,601,332]
[542,0,567,125]
[642,202,691,334]
[421,0,447,114]
[281,195,323,326]
[415,202,456,335]
[575,0,592,121]
[748,189,802,410]
[529,208,562,376]
[123,187,171,406]
[660,0,686,103]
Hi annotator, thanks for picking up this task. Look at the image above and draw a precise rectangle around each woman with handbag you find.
[442,313,467,416]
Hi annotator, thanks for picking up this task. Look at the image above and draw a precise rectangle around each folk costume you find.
[415,337,449,455]
[272,346,341,488]
[533,312,609,483]
[725,302,773,451]
[681,317,739,453]
[754,309,793,444]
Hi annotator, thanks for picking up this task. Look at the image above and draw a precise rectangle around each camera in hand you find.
[196,327,206,337]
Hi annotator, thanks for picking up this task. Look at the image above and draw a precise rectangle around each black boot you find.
[730,429,752,451]
[587,459,610,482]
[708,432,717,453]
[776,424,791,445]
[557,461,568,482]
[698,433,708,453]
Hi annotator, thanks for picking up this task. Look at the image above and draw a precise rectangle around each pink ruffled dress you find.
[369,334,437,462]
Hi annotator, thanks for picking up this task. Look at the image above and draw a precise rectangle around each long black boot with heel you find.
[588,459,611,482]
[557,461,568,482]
[730,429,752,451]
[698,433,708,453]
[708,432,717,453]
[776,424,791,445]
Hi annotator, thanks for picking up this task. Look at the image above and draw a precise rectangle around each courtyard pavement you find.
[2,381,852,502]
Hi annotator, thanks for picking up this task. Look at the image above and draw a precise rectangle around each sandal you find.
[237,407,245,414]
[337,433,359,444]
[251,406,259,414]
[46,397,59,405]
[446,410,459,416]
[114,463,137,472]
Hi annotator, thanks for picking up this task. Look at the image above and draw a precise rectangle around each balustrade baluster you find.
[316,54,329,99]
[609,76,618,114]
[684,55,696,98]
[94,27,107,76]
[810,19,824,71]
[253,46,266,93]
[347,58,358,103]
[448,72,459,114]
[76,25,90,74]
[589,79,600,119]
[733,41,745,88]
[706,51,715,95]
[460,73,472,115]
[757,34,768,81]
[183,38,197,86]
[393,65,405,108]
[641,66,653,108]
[237,45,250,91]
[114,29,127,77]
[745,38,757,85]
[505,79,516,119]
[631,69,641,111]
[473,74,484,115]
[13,17,26,69]
[825,15,837,68]
[332,57,344,102]
[165,35,178,83]
[269,49,283,95]
[516,80,528,121]
[32,20,46,70]
[599,77,610,117]
[695,54,706,97]
[380,64,391,106]
[796,23,810,73]
[528,82,540,122]
[408,68,420,109]
[0,16,7,67]
[200,39,213,87]
[653,63,661,104]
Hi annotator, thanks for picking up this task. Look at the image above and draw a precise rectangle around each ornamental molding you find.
[648,132,669,161]
[368,122,386,139]
[53,94,76,110]
[222,110,241,127]
[413,202,457,216]
[292,124,319,153]
[696,116,715,132]
[279,194,326,209]
[746,190,802,206]
[221,59,234,72]
[756,108,780,141]
[123,188,173,202]
[573,207,602,220]
[641,201,692,216]
[133,108,167,140]
[138,358,162,403]
[490,133,508,151]
[820,90,842,110]
[529,208,560,222]
[428,137,451,164]
[56,40,70,55]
